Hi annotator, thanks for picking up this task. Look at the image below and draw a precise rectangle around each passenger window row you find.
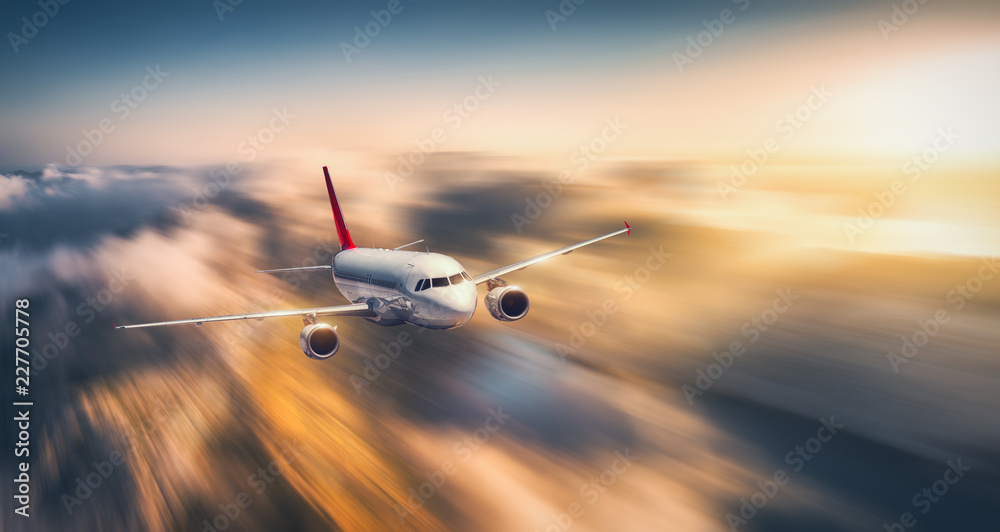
[335,271,398,290]
[414,271,473,292]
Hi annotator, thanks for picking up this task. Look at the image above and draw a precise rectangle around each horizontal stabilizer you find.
[393,239,425,251]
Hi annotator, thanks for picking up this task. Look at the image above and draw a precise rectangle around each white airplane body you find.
[332,248,478,329]
[116,167,631,359]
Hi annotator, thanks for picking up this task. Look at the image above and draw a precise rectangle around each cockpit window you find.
[415,274,469,291]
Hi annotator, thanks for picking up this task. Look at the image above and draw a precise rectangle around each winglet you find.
[624,221,631,235]
[323,166,356,251]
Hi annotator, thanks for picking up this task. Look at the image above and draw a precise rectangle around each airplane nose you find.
[456,286,477,324]
[442,284,477,317]
[450,287,474,310]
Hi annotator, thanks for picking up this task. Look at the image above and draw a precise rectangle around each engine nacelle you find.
[484,286,529,322]
[299,323,340,360]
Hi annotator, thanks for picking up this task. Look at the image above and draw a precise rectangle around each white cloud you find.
[42,163,105,187]
[0,173,34,209]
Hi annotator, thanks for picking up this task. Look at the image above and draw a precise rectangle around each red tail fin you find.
[323,166,356,251]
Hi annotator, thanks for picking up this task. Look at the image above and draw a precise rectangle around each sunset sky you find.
[2,0,998,168]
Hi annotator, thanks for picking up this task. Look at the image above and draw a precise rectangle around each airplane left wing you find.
[114,302,375,330]
[256,264,333,274]
[472,222,630,284]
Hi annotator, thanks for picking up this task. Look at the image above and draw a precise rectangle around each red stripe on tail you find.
[323,166,356,251]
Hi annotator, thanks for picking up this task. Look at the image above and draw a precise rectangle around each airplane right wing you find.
[472,222,630,284]
[115,302,374,330]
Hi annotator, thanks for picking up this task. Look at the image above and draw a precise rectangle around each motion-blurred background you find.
[2,0,999,530]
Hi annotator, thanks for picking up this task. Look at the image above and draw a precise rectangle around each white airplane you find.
[116,167,631,359]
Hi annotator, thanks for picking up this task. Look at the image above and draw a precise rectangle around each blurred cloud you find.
[2,155,998,532]
[0,172,32,208]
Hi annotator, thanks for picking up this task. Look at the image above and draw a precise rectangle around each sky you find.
[2,0,998,169]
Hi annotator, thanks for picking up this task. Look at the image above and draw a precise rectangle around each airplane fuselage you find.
[332,248,477,329]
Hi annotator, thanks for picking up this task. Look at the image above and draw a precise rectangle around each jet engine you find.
[299,323,340,359]
[484,286,529,321]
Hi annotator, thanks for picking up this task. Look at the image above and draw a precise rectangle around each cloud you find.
[0,173,34,209]
[0,165,263,254]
